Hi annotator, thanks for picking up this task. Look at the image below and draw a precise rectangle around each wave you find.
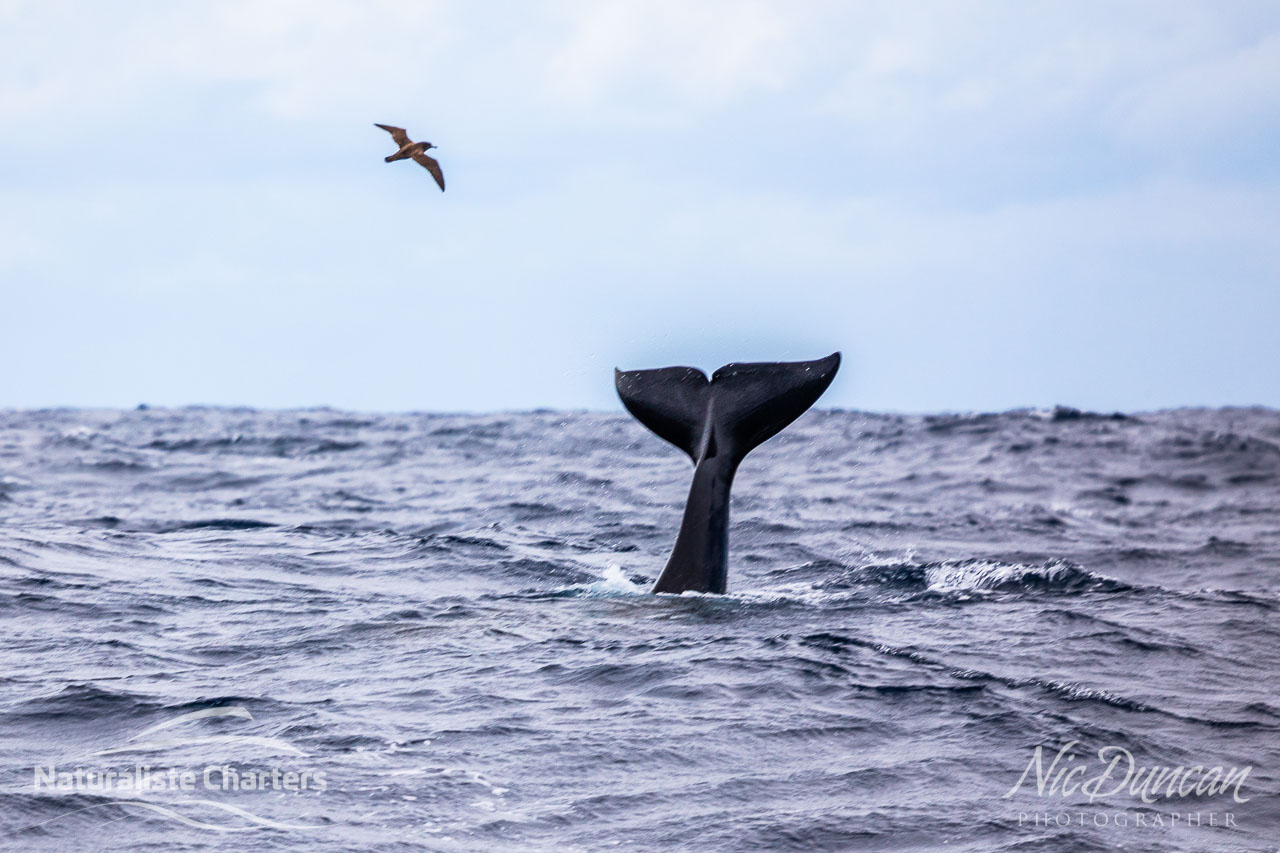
[145,436,364,457]
[919,559,1129,594]
[815,558,1132,598]
[561,564,648,596]
[541,557,1135,611]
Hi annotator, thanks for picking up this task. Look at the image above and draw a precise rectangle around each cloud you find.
[1111,29,1280,145]
[543,1,793,107]
[4,1,1278,143]
[1,0,1278,409]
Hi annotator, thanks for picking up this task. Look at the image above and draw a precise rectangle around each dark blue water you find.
[1,406,1277,851]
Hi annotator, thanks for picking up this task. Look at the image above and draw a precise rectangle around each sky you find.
[2,0,1278,412]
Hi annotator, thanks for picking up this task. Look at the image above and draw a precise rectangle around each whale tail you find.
[615,352,841,467]
[615,352,840,594]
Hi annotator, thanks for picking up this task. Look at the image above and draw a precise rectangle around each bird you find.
[374,124,445,191]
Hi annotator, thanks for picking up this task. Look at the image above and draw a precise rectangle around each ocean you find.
[1,405,1277,851]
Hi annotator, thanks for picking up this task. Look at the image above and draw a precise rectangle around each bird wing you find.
[412,153,446,191]
[374,123,411,147]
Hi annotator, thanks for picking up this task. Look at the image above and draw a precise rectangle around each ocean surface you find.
[0,406,1277,851]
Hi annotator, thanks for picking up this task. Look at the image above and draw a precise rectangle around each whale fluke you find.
[616,352,840,594]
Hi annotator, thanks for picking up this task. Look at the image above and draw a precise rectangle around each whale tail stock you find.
[615,352,841,594]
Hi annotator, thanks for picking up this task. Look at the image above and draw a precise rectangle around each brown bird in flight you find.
[375,123,445,191]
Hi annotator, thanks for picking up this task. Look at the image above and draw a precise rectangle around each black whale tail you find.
[615,352,841,466]
[616,352,840,594]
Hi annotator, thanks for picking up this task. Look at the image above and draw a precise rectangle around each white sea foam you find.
[571,563,647,596]
[925,560,1070,591]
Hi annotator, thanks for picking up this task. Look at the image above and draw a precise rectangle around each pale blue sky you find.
[3,1,1278,412]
